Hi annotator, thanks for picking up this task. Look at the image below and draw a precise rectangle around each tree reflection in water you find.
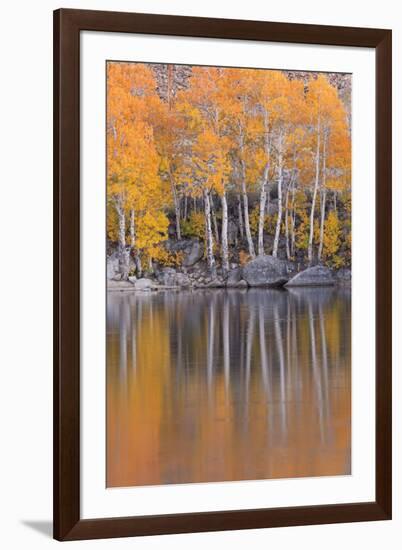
[107,288,351,487]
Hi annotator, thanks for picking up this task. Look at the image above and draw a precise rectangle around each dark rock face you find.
[242,255,289,287]
[182,239,204,267]
[163,238,204,267]
[156,267,191,287]
[156,267,176,286]
[151,64,192,102]
[175,273,191,287]
[285,265,335,287]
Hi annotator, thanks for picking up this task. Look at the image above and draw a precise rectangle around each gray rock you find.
[107,252,120,280]
[227,279,248,289]
[134,278,155,290]
[156,267,177,286]
[156,267,191,287]
[107,248,136,280]
[285,265,335,287]
[107,280,135,291]
[128,276,137,284]
[226,267,243,285]
[206,279,225,288]
[175,273,191,288]
[183,240,204,267]
[336,268,352,283]
[242,255,289,287]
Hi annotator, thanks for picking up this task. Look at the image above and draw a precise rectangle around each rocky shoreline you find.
[107,246,351,292]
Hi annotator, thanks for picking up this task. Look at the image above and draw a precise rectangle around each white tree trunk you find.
[237,194,244,240]
[257,163,269,256]
[318,189,327,261]
[169,172,181,240]
[290,175,296,258]
[129,208,142,277]
[285,166,297,260]
[203,188,216,276]
[115,198,129,280]
[258,110,270,256]
[308,118,321,265]
[210,194,220,244]
[284,186,291,260]
[273,132,284,258]
[221,190,229,274]
[240,159,256,259]
[318,136,327,261]
[266,187,271,215]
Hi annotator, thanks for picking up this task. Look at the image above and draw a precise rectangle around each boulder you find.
[227,279,248,289]
[226,267,243,285]
[156,267,177,286]
[205,279,225,288]
[128,276,137,284]
[107,280,135,291]
[156,267,191,287]
[175,273,191,288]
[285,265,335,287]
[183,240,204,267]
[134,278,155,291]
[106,252,120,280]
[335,267,352,283]
[107,248,136,280]
[242,255,289,287]
[226,268,248,288]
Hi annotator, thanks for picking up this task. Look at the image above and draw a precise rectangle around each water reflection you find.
[107,288,351,487]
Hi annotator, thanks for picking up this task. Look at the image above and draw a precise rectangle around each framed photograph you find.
[54,8,392,541]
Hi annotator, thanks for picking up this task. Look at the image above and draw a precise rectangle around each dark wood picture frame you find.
[54,8,392,541]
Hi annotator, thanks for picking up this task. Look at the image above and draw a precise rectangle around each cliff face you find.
[150,64,352,115]
[151,64,192,102]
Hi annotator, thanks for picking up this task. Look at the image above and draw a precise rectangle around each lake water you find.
[107,287,351,487]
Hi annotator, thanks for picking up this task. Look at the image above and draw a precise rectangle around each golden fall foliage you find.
[107,62,351,278]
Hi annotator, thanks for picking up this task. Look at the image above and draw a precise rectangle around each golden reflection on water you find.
[106,288,351,488]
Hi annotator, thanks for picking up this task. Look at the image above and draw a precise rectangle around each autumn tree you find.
[179,68,232,274]
[107,63,168,277]
[305,75,349,265]
[219,69,259,259]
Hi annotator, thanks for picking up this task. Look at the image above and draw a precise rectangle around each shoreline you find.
[107,280,352,293]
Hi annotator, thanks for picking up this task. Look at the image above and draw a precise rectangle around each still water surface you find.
[107,288,351,487]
